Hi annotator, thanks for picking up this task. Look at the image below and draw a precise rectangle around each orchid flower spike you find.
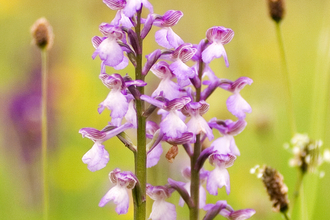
[202,26,234,67]
[99,169,137,214]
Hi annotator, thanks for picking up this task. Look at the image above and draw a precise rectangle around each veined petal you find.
[91,36,105,49]
[79,127,106,140]
[222,208,256,220]
[82,142,109,172]
[103,0,126,10]
[154,10,183,27]
[206,26,234,45]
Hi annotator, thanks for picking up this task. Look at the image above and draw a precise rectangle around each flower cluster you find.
[80,0,255,219]
[285,133,330,173]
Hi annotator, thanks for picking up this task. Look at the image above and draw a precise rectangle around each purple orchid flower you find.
[92,23,128,70]
[219,77,253,119]
[146,184,176,220]
[103,0,153,18]
[206,153,236,195]
[209,118,247,156]
[99,169,137,214]
[98,73,129,125]
[181,101,214,142]
[141,95,191,139]
[169,43,197,87]
[151,61,182,100]
[178,167,209,209]
[153,10,184,49]
[79,122,133,171]
[202,26,234,67]
[98,73,146,126]
[103,0,134,28]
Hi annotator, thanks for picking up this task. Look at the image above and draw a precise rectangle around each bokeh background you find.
[1,0,330,219]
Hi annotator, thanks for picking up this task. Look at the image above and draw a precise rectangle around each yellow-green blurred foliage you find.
[1,0,330,219]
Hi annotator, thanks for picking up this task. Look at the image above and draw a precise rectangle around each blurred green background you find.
[1,0,330,219]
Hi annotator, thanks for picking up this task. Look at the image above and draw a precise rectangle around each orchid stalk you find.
[79,1,255,220]
[31,17,54,220]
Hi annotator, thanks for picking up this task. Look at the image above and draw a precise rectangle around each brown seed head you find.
[31,17,54,50]
[261,165,289,213]
[267,0,285,23]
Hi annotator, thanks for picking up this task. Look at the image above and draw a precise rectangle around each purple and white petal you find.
[202,42,228,66]
[79,127,106,140]
[226,93,251,119]
[82,142,109,172]
[160,111,187,139]
[98,90,129,119]
[147,143,163,168]
[220,208,256,220]
[125,97,137,128]
[206,166,230,195]
[169,60,194,87]
[99,184,129,214]
[149,200,176,220]
[202,26,234,66]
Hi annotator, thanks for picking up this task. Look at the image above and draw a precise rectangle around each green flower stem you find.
[134,8,147,220]
[41,49,49,220]
[282,212,290,220]
[189,134,201,220]
[189,58,205,220]
[290,171,305,217]
[275,23,296,137]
